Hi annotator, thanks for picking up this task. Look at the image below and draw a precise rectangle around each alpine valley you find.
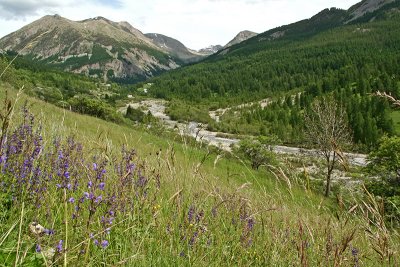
[1,0,400,266]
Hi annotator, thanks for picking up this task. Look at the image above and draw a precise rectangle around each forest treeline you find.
[143,11,400,151]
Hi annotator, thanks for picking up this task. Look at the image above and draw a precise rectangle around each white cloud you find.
[0,0,361,50]
[0,0,75,18]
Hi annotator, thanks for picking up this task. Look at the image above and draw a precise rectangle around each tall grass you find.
[0,85,399,266]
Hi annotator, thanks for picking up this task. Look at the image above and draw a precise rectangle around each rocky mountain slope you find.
[347,0,396,22]
[198,45,223,55]
[0,15,204,82]
[224,30,257,48]
[145,33,204,63]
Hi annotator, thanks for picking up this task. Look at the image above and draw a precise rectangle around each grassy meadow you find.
[0,84,399,266]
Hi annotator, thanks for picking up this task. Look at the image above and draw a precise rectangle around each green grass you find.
[0,83,399,266]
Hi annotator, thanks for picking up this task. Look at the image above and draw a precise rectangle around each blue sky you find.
[0,0,360,50]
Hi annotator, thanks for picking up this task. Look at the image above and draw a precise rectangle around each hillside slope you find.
[0,15,199,82]
[145,0,400,149]
[0,79,399,265]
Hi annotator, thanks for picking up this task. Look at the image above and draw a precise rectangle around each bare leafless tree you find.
[304,95,351,197]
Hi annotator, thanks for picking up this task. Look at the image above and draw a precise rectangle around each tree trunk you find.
[325,168,333,197]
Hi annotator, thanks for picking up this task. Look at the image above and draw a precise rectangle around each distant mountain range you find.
[0,14,257,82]
[0,15,236,82]
[0,0,394,83]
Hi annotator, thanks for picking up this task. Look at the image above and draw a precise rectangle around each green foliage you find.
[0,57,19,87]
[31,86,64,103]
[0,190,12,222]
[258,134,281,146]
[68,95,124,123]
[367,136,400,177]
[234,138,277,170]
[366,136,400,223]
[390,110,400,134]
[125,105,154,123]
[0,54,132,125]
[166,100,212,124]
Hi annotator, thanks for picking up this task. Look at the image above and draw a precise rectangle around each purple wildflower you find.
[98,182,105,190]
[196,210,204,223]
[101,240,109,248]
[87,181,93,189]
[352,246,360,267]
[56,240,63,253]
[94,195,102,203]
[35,244,41,253]
[68,197,75,203]
[44,228,54,235]
[188,206,195,223]
[189,231,199,246]
[0,154,7,164]
[247,218,255,231]
[352,247,359,257]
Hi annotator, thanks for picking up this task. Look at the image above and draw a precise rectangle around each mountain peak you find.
[198,45,223,55]
[0,14,210,82]
[145,33,204,62]
[224,30,257,48]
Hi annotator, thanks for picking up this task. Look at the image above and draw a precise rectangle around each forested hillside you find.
[0,54,127,123]
[145,4,400,150]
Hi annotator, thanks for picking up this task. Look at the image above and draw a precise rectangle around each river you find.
[123,100,367,166]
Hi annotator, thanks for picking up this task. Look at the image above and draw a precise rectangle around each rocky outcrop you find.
[224,30,258,48]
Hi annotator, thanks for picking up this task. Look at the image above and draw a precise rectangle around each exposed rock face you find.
[347,0,396,22]
[0,15,201,81]
[224,30,258,48]
[198,45,223,55]
[145,33,204,63]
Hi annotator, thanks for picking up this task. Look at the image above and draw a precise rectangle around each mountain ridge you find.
[1,0,398,83]
[0,15,207,82]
